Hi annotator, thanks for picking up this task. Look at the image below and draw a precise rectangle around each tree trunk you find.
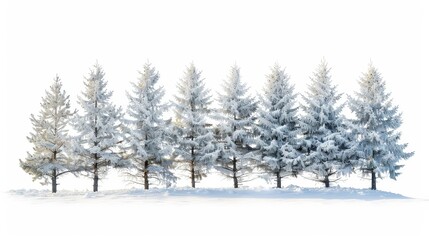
[52,151,58,193]
[276,171,281,188]
[191,143,196,188]
[191,160,195,188]
[144,160,149,190]
[93,162,99,192]
[324,175,330,188]
[51,169,57,193]
[371,169,376,190]
[232,157,238,188]
[93,99,99,192]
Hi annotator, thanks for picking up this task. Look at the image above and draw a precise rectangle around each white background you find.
[0,0,427,198]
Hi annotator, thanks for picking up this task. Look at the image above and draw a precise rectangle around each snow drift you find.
[8,185,408,200]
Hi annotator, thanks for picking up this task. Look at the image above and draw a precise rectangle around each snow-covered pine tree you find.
[122,62,176,189]
[299,60,355,187]
[215,65,258,188]
[256,64,302,188]
[20,75,75,193]
[348,63,413,190]
[71,63,127,192]
[173,63,218,188]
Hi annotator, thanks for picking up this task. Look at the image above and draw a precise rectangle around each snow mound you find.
[8,185,408,200]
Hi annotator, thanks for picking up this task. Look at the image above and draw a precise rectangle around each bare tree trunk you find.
[191,160,195,188]
[52,169,57,193]
[324,175,330,188]
[144,160,149,190]
[52,151,58,193]
[232,157,238,188]
[93,98,99,192]
[191,143,196,188]
[276,171,281,188]
[93,162,99,192]
[371,169,376,190]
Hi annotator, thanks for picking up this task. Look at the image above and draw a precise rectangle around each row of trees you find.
[20,60,413,193]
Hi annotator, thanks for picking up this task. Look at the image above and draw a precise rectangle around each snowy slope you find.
[1,187,428,240]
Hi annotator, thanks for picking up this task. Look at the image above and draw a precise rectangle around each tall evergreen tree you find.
[173,63,218,188]
[215,65,258,188]
[122,62,176,189]
[256,64,302,188]
[348,63,413,190]
[299,60,355,187]
[71,63,127,192]
[20,75,75,193]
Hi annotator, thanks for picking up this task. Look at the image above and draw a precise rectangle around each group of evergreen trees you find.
[20,60,413,193]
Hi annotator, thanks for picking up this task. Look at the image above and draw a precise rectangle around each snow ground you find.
[1,186,428,240]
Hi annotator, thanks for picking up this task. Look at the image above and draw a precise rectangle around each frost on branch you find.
[214,65,258,188]
[255,64,303,188]
[348,63,413,190]
[299,60,356,187]
[172,63,219,188]
[122,62,176,189]
[20,75,76,193]
[70,63,127,192]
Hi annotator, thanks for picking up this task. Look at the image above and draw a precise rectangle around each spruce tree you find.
[348,63,413,190]
[173,64,218,188]
[71,63,127,192]
[123,62,175,189]
[299,60,355,187]
[215,65,258,188]
[20,75,75,193]
[256,64,302,188]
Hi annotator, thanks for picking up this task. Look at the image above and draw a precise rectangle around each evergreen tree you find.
[123,62,176,189]
[299,60,355,187]
[348,63,413,190]
[256,64,302,188]
[20,75,75,193]
[173,63,218,188]
[71,63,127,192]
[215,65,258,188]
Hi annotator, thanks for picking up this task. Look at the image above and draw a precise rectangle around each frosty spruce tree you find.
[20,76,75,193]
[122,62,176,189]
[173,64,218,188]
[215,65,258,188]
[256,64,303,188]
[71,63,127,192]
[348,63,413,190]
[300,60,355,188]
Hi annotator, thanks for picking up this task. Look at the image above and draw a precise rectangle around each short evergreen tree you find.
[20,76,75,193]
[256,64,303,188]
[299,60,355,187]
[122,62,176,189]
[173,64,218,188]
[215,65,258,188]
[71,63,127,192]
[348,63,414,190]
